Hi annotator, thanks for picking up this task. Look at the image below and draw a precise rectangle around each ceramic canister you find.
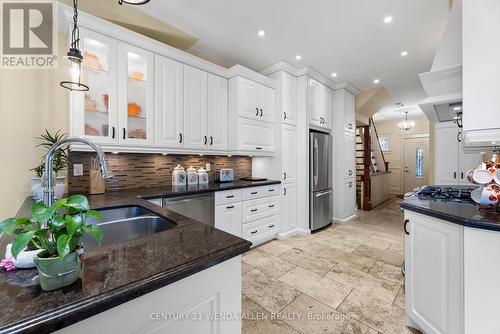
[172,165,186,186]
[187,166,198,185]
[197,167,209,185]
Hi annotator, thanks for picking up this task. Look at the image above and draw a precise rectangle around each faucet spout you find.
[43,137,113,207]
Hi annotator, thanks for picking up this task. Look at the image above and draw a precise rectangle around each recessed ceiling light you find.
[384,16,393,23]
[331,72,338,77]
[373,79,380,84]
[401,50,408,57]
[295,54,302,60]
[258,30,265,37]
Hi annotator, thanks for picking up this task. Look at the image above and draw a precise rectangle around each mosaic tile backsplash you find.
[68,152,253,193]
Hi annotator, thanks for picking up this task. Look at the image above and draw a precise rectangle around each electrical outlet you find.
[73,164,83,176]
[205,163,211,172]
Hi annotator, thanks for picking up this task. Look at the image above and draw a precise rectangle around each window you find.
[416,147,424,178]
[379,136,390,152]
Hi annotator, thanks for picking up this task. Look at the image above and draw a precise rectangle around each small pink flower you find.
[0,258,16,271]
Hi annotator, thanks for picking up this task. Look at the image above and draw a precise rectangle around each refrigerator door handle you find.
[313,138,319,187]
[315,189,333,197]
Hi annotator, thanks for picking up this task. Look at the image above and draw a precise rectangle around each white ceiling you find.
[139,0,450,119]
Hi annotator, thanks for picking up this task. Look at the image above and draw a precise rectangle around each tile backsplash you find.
[68,152,252,193]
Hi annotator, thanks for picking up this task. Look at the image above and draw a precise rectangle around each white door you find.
[435,125,459,184]
[281,183,297,234]
[344,131,356,179]
[236,77,260,120]
[207,74,228,150]
[237,118,275,152]
[259,85,276,123]
[308,78,322,127]
[405,212,463,334]
[71,28,119,144]
[183,65,208,150]
[118,42,155,146]
[403,137,430,193]
[321,86,333,130]
[344,91,356,132]
[282,72,297,126]
[282,124,297,183]
[154,55,184,148]
[215,203,242,237]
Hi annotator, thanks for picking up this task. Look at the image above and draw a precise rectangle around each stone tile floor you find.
[242,198,421,334]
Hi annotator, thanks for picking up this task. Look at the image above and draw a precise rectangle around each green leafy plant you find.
[30,130,70,177]
[0,195,103,259]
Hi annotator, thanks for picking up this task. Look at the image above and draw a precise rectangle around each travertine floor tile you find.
[309,232,360,252]
[242,296,300,334]
[280,294,377,334]
[279,266,352,309]
[343,233,391,251]
[394,285,405,309]
[242,249,296,279]
[258,240,294,256]
[276,236,328,254]
[317,247,377,272]
[242,262,253,274]
[278,248,337,275]
[242,269,301,314]
[369,261,404,283]
[352,245,404,266]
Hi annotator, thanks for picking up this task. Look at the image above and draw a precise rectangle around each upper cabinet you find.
[463,0,500,146]
[229,76,276,154]
[282,72,298,125]
[183,65,208,150]
[207,73,228,151]
[308,78,333,131]
[154,55,184,148]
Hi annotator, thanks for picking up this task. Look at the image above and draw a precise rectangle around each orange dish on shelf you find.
[129,71,144,81]
[84,52,103,71]
[129,129,146,139]
[127,102,142,117]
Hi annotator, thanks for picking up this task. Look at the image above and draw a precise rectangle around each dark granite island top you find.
[401,196,500,232]
[0,180,282,333]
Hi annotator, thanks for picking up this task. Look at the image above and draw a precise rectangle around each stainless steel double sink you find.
[82,206,176,249]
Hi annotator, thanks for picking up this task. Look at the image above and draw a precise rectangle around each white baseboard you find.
[277,228,311,240]
[334,213,358,224]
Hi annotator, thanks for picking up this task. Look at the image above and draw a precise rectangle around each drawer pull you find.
[226,205,234,209]
[251,191,258,195]
[268,189,275,192]
[256,147,263,150]
[250,230,258,235]
[251,209,258,212]
[268,224,275,228]
[226,195,235,198]
[269,205,275,208]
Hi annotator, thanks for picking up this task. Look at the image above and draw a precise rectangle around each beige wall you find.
[374,115,431,194]
[0,32,68,220]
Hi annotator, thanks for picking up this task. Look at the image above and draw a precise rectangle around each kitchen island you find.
[0,180,279,334]
[401,192,500,334]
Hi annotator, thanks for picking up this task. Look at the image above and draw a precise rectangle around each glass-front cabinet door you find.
[70,28,119,144]
[118,42,154,146]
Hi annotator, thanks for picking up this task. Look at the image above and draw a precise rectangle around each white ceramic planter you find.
[5,243,43,269]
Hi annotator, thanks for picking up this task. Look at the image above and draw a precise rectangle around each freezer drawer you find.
[310,189,333,231]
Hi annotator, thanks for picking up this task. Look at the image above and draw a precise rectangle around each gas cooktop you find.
[407,185,476,203]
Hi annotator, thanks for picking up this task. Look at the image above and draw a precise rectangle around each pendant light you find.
[398,111,415,132]
[60,0,89,91]
[118,0,151,5]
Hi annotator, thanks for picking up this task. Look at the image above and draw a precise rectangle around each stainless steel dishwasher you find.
[162,193,214,227]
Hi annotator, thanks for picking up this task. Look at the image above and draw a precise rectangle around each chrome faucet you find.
[43,137,113,207]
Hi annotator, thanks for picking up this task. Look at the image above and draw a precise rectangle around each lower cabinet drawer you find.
[242,196,280,223]
[215,189,242,206]
[242,215,279,241]
[242,184,280,201]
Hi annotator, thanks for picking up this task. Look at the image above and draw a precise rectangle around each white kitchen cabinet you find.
[344,90,355,132]
[230,76,276,124]
[404,211,463,334]
[308,78,333,130]
[234,118,275,153]
[281,183,297,235]
[282,72,298,125]
[70,28,119,145]
[344,131,356,179]
[118,42,155,146]
[215,202,242,237]
[207,73,228,150]
[154,55,184,148]
[282,124,297,183]
[183,65,208,150]
[463,0,500,146]
[342,180,356,218]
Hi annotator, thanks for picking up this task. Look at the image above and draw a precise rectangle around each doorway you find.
[403,137,429,193]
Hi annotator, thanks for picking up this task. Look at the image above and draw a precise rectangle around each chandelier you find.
[398,111,415,132]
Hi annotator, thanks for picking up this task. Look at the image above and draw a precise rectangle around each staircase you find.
[355,118,389,210]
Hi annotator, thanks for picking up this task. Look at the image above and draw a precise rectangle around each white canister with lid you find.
[172,164,186,186]
[187,166,198,185]
[197,167,209,185]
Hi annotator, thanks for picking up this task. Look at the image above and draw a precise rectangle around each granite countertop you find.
[401,196,500,232]
[0,180,281,333]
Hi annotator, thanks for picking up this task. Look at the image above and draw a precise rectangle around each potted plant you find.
[31,130,71,201]
[0,195,103,291]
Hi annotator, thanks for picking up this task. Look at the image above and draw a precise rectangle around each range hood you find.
[419,1,463,123]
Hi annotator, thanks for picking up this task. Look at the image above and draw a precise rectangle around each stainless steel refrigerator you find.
[310,132,333,231]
